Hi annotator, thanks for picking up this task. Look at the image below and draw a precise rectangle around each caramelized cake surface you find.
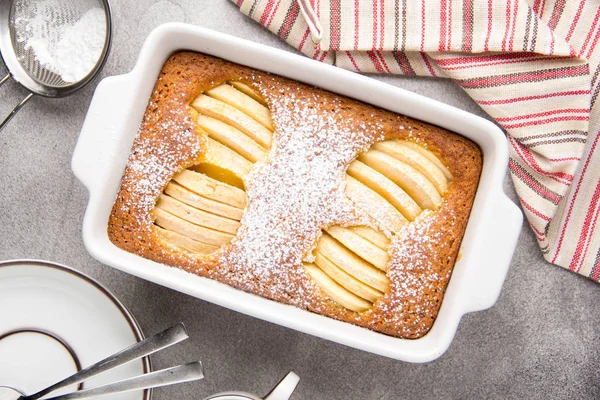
[108,52,482,339]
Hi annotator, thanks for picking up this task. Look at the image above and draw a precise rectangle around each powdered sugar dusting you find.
[371,208,458,337]
[217,80,385,305]
[120,96,201,228]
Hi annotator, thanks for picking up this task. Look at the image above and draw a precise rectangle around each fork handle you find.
[27,323,188,400]
[44,362,204,400]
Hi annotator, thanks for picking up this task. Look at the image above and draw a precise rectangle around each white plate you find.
[72,23,523,363]
[0,260,151,399]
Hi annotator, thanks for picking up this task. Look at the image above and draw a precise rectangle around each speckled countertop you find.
[1,1,599,399]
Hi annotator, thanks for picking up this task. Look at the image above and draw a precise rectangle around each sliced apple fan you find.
[304,140,453,312]
[153,82,272,254]
[151,81,452,313]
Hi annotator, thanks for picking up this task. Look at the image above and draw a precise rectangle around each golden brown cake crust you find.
[108,51,482,339]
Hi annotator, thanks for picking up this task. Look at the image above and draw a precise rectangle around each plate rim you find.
[0,258,152,399]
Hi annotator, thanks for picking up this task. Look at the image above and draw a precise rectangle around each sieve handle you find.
[0,73,11,87]
[0,73,34,132]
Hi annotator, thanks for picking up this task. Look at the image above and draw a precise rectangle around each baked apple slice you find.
[401,140,453,181]
[153,208,234,246]
[206,83,274,130]
[228,81,268,106]
[155,226,220,254]
[164,182,244,221]
[350,226,389,250]
[313,251,383,302]
[317,233,390,293]
[196,115,267,163]
[171,169,246,209]
[345,176,407,234]
[373,140,449,194]
[192,94,272,148]
[156,194,240,234]
[304,263,373,312]
[347,160,421,221]
[360,150,442,210]
[325,226,389,271]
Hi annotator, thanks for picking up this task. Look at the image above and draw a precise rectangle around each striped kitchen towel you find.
[232,0,600,282]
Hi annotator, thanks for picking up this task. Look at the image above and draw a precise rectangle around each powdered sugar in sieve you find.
[12,0,107,85]
[0,0,111,131]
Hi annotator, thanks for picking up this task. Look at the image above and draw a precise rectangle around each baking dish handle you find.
[72,74,137,191]
[463,193,523,313]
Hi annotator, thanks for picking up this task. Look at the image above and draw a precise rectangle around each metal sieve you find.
[0,0,112,131]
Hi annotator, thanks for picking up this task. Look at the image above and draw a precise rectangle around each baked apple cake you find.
[108,52,482,339]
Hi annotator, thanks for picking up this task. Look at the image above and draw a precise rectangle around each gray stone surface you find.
[1,1,599,399]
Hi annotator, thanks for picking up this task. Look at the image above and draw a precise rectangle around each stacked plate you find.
[0,260,150,399]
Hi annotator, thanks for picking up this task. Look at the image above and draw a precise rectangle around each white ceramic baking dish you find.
[72,23,522,363]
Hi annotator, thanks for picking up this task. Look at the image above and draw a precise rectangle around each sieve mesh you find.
[9,0,107,88]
